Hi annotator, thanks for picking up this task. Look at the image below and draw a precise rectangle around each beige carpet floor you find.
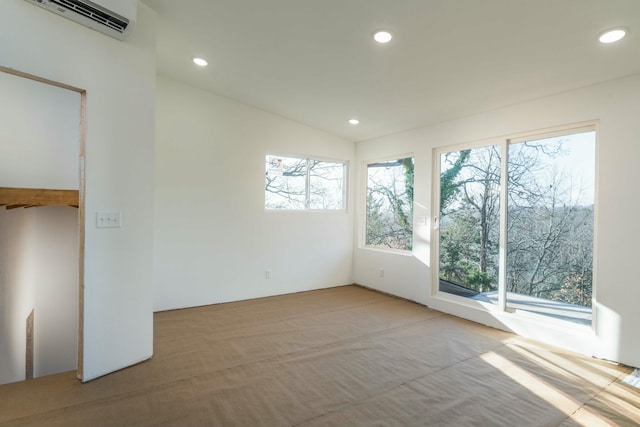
[1,285,639,426]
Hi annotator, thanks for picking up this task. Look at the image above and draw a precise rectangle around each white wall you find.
[0,2,157,381]
[0,72,80,189]
[0,207,35,385]
[154,76,354,311]
[0,207,78,385]
[354,74,640,368]
[32,208,79,379]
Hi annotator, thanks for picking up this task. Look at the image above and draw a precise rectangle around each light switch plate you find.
[96,211,121,228]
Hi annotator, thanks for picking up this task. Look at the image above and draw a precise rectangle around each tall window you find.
[365,156,414,251]
[438,145,501,292]
[436,127,595,325]
[265,155,346,210]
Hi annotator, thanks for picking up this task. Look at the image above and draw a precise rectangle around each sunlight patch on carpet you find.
[622,369,640,388]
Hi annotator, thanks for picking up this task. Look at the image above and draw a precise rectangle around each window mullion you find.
[305,158,311,209]
[498,141,509,312]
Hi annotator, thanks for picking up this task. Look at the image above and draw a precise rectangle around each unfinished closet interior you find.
[0,69,81,385]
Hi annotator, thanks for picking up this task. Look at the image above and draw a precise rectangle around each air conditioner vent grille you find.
[50,0,129,33]
[24,0,136,40]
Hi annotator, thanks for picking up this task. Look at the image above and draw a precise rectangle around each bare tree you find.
[439,135,594,306]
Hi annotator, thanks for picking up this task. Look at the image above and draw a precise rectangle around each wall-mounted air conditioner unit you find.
[23,0,137,41]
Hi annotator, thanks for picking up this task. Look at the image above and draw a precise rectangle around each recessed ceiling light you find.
[373,31,393,44]
[598,28,627,44]
[348,118,360,125]
[193,57,208,67]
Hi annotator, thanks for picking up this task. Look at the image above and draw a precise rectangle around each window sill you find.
[265,208,348,214]
[359,245,413,256]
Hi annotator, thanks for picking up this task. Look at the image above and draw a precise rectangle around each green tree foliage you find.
[366,158,414,250]
[440,150,470,213]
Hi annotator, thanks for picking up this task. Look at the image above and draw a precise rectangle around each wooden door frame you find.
[0,65,86,380]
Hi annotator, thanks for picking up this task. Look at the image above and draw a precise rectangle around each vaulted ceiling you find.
[143,0,640,141]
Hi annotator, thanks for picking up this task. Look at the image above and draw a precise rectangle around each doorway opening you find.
[0,66,86,384]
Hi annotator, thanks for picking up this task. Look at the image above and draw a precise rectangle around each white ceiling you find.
[143,0,640,142]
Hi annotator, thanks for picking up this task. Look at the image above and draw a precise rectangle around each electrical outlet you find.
[265,269,272,279]
[379,268,384,278]
[96,211,121,228]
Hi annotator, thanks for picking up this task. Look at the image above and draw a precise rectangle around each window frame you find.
[264,153,348,212]
[431,121,598,328]
[360,153,415,253]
